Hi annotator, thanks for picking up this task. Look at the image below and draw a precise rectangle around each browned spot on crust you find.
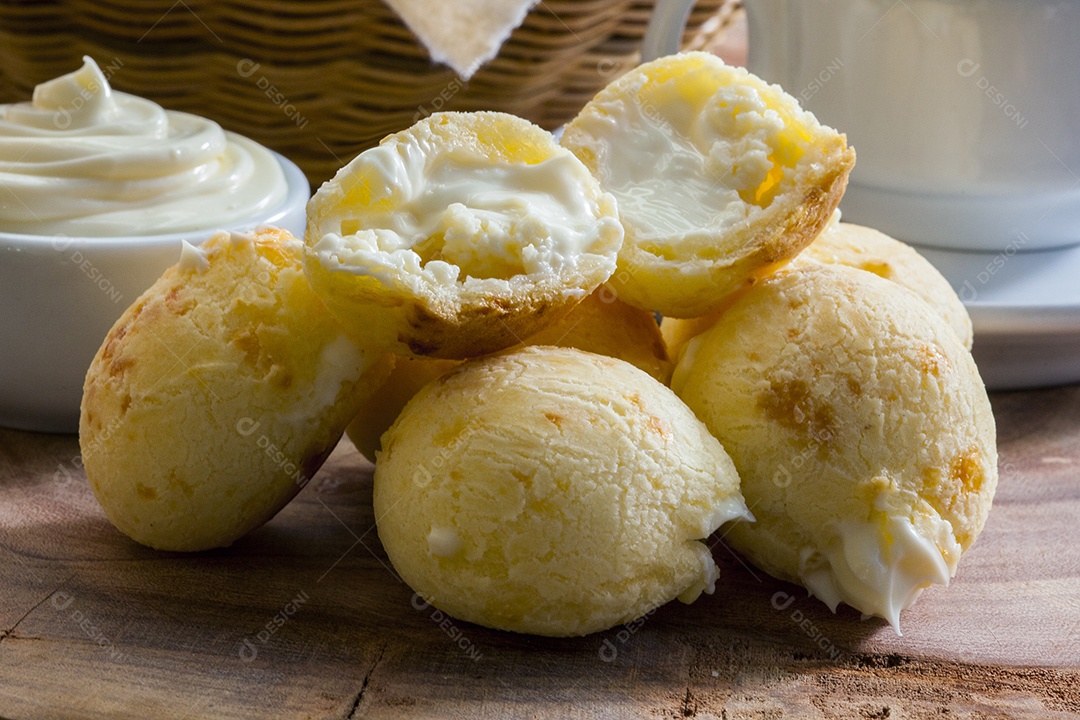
[432,418,467,449]
[406,337,440,356]
[108,356,134,378]
[408,305,444,330]
[543,412,564,429]
[845,376,862,397]
[100,300,150,361]
[648,415,670,438]
[135,483,157,500]
[233,330,262,368]
[510,468,533,491]
[758,376,836,444]
[950,447,985,494]
[120,394,132,413]
[167,470,195,498]
[102,324,129,360]
[164,286,195,315]
[916,344,949,377]
[272,369,294,390]
[625,392,646,411]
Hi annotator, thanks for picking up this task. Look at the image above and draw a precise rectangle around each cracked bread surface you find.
[672,264,996,629]
[373,346,748,636]
[80,226,392,551]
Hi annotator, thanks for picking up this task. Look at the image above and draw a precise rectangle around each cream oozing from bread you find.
[564,63,817,254]
[671,264,996,633]
[573,80,785,244]
[309,137,621,293]
[797,511,962,634]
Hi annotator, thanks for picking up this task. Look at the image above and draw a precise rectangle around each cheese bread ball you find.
[797,220,973,349]
[346,356,458,464]
[524,288,671,384]
[672,264,997,632]
[346,289,671,462]
[305,111,623,359]
[561,52,855,318]
[374,346,749,636]
[660,288,751,366]
[81,227,393,551]
[661,314,719,367]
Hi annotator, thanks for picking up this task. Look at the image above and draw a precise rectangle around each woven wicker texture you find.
[0,0,742,186]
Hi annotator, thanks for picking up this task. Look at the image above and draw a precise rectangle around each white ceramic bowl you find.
[0,151,310,434]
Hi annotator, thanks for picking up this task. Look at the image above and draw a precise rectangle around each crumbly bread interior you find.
[562,52,855,318]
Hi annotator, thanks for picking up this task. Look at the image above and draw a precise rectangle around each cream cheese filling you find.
[310,134,621,291]
[797,511,961,634]
[566,66,809,253]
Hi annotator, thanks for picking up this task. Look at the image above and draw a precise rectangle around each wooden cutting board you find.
[0,386,1078,719]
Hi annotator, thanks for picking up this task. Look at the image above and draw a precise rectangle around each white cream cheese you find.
[427,526,462,557]
[678,547,721,603]
[279,327,377,429]
[674,492,751,604]
[178,239,210,272]
[797,512,962,634]
[696,494,754,539]
[310,132,622,288]
[565,72,789,244]
[0,57,287,236]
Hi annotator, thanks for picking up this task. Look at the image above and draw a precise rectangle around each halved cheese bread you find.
[305,111,624,358]
[561,52,855,318]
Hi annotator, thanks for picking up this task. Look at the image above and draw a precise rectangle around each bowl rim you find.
[0,149,310,250]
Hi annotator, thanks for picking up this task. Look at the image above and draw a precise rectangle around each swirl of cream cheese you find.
[0,57,288,236]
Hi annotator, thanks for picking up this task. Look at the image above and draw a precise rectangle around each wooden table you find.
[1,386,1078,719]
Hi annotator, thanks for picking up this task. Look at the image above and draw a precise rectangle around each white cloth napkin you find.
[383,0,540,79]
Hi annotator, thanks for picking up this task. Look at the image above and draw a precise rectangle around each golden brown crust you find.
[672,264,996,625]
[346,356,458,462]
[396,282,578,358]
[521,290,671,383]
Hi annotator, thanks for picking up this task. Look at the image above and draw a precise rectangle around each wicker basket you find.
[0,0,742,187]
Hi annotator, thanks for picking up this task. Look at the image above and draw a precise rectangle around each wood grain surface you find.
[0,387,1078,719]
